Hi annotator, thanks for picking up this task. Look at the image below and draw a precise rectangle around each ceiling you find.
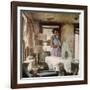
[23,11,79,23]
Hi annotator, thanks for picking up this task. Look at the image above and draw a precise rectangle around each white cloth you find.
[45,56,72,72]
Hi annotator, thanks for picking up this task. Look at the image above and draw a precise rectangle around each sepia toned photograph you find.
[11,1,87,88]
[21,11,80,78]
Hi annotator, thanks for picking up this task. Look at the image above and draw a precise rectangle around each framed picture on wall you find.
[11,1,88,89]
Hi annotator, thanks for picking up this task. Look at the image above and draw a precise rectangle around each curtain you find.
[22,13,40,61]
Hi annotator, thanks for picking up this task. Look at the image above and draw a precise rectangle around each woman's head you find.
[52,28,59,35]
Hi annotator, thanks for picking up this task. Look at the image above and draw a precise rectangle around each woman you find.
[51,28,61,57]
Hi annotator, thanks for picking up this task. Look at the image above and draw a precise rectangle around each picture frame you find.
[11,1,88,89]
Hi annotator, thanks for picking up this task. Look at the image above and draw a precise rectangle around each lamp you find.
[33,45,42,64]
[33,33,47,64]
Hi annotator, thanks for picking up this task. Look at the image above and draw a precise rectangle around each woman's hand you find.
[52,45,58,48]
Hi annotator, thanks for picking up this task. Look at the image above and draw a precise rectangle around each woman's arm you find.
[50,36,58,48]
